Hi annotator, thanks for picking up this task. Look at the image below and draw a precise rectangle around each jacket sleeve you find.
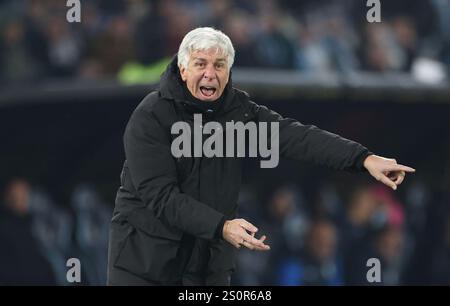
[124,104,225,240]
[250,101,373,172]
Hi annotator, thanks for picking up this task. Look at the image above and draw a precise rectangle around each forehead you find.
[189,48,227,62]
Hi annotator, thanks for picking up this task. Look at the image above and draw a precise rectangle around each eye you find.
[215,63,225,69]
[195,62,205,68]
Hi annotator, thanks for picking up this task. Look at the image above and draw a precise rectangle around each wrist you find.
[222,220,230,238]
[215,217,227,240]
[363,153,375,169]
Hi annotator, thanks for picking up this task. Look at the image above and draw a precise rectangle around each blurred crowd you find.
[0,178,111,285]
[234,180,450,285]
[1,176,449,285]
[1,0,449,86]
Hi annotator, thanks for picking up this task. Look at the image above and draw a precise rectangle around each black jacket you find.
[107,56,372,285]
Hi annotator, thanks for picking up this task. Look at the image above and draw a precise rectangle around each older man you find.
[107,27,415,286]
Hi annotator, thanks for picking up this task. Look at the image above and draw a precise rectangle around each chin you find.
[202,97,218,101]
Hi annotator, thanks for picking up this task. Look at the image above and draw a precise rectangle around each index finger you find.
[243,232,270,249]
[388,164,416,173]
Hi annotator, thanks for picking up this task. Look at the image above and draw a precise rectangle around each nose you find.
[203,65,216,80]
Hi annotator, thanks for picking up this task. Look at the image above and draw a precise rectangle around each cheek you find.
[220,74,229,87]
[191,75,202,86]
[187,79,199,90]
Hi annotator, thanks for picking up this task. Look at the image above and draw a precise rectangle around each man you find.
[107,27,415,286]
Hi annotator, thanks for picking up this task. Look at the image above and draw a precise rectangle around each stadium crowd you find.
[0,0,449,86]
[1,176,449,285]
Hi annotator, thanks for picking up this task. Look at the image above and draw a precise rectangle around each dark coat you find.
[107,56,372,285]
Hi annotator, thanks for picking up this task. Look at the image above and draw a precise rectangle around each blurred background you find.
[0,0,449,285]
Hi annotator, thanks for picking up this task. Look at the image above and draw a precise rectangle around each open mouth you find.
[199,86,217,98]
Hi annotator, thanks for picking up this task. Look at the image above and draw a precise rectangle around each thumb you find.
[378,173,397,190]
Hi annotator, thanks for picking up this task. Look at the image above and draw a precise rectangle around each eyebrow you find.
[192,57,227,63]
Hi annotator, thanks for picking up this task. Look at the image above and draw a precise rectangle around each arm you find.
[251,102,415,189]
[251,102,373,171]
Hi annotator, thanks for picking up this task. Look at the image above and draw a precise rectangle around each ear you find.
[179,65,187,82]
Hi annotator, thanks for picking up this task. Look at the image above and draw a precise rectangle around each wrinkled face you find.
[179,48,229,101]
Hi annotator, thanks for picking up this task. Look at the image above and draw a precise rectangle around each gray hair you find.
[177,27,235,71]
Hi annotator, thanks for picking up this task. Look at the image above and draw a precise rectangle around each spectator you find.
[274,219,343,286]
[428,213,450,284]
[0,179,56,285]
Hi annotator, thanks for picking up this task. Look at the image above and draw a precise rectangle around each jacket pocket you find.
[114,208,184,282]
